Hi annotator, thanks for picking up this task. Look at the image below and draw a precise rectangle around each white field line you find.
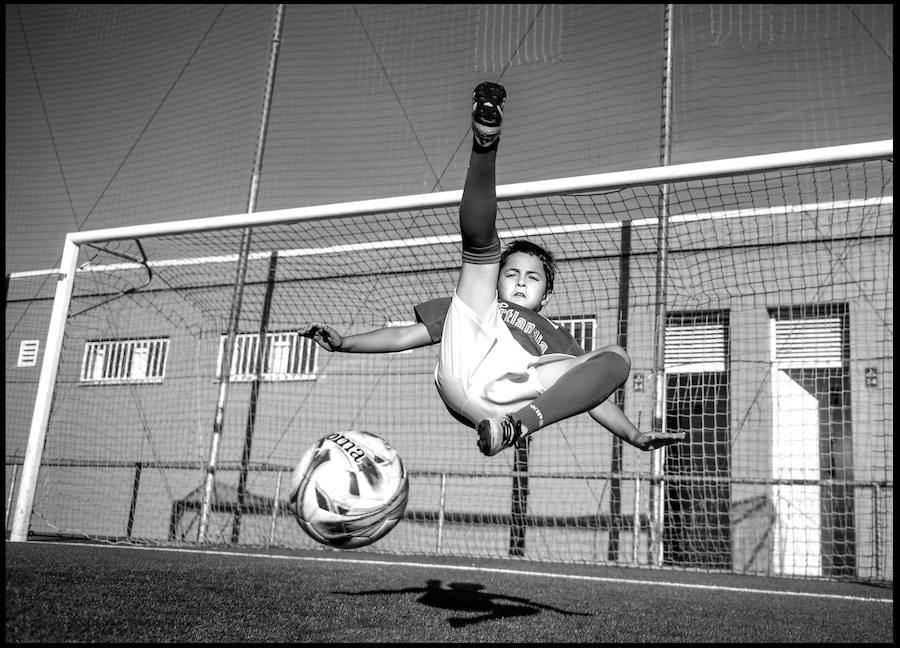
[14,541,892,605]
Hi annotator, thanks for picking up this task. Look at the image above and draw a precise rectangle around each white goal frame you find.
[9,138,893,543]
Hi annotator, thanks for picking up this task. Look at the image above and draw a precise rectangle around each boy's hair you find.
[499,239,558,295]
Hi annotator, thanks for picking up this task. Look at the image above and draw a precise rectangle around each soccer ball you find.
[288,430,409,549]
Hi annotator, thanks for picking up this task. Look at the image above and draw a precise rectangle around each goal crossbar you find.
[61,139,892,245]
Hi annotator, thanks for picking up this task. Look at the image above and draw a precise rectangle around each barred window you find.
[218,331,318,381]
[80,338,169,384]
[556,316,596,352]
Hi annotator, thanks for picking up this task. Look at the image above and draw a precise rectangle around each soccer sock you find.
[513,351,630,434]
[459,143,501,264]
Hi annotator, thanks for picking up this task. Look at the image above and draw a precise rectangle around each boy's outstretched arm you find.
[300,321,432,354]
[589,399,685,451]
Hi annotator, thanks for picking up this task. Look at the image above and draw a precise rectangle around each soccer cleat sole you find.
[471,82,505,146]
[476,420,498,456]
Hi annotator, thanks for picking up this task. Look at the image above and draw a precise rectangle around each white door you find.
[771,369,821,576]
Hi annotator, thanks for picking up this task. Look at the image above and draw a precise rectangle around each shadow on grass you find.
[334,578,592,627]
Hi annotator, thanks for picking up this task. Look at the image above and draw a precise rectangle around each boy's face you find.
[498,251,551,312]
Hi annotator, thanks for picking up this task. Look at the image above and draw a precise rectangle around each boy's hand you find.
[630,430,686,451]
[300,322,343,352]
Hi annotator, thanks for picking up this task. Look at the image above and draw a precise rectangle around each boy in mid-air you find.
[302,82,683,456]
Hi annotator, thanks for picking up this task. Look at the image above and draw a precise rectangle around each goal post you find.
[8,140,892,582]
[10,237,79,543]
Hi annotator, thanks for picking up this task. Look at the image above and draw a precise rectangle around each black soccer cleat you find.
[471,81,506,147]
[476,413,521,456]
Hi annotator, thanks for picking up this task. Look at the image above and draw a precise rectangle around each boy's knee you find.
[461,236,501,264]
[610,345,631,369]
[594,345,631,373]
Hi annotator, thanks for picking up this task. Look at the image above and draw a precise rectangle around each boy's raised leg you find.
[454,82,506,317]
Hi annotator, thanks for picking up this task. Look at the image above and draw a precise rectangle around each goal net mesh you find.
[20,153,893,581]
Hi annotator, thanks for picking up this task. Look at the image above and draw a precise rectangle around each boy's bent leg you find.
[519,347,630,433]
[476,347,632,456]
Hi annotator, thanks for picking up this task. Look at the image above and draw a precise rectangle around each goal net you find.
[8,141,893,582]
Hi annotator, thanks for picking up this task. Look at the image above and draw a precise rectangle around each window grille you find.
[217,331,318,381]
[80,338,169,384]
[557,316,596,352]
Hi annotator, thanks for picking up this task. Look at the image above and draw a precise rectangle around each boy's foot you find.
[476,414,522,456]
[471,81,506,147]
